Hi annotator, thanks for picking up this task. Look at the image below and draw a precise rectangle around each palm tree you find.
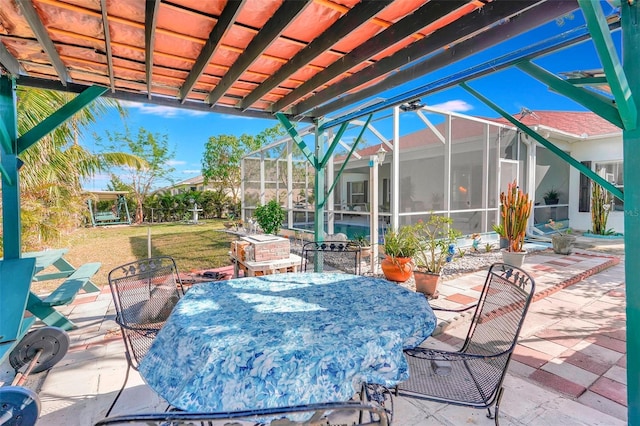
[3,87,144,249]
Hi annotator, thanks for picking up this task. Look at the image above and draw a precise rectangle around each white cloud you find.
[122,101,208,117]
[166,159,187,166]
[183,169,201,174]
[429,100,473,113]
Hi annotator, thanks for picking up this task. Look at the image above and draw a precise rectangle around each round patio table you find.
[139,272,436,412]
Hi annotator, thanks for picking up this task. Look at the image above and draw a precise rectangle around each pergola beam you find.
[319,15,620,131]
[312,0,580,119]
[272,0,467,113]
[580,0,637,130]
[14,76,310,122]
[0,43,21,76]
[180,0,245,103]
[145,0,160,99]
[240,0,392,111]
[100,0,116,93]
[17,0,70,85]
[516,60,623,128]
[460,81,623,202]
[295,0,544,115]
[565,76,609,87]
[208,1,312,106]
[17,86,108,154]
[275,113,316,167]
[318,122,349,170]
[325,115,373,202]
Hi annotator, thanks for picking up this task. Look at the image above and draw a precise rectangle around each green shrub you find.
[254,200,286,235]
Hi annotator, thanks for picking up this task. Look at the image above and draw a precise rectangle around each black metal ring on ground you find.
[9,326,70,374]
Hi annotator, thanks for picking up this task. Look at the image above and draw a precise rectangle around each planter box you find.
[241,235,290,262]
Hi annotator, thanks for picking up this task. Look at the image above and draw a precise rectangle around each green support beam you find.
[318,122,348,169]
[325,115,372,202]
[580,0,637,130]
[0,77,20,259]
[564,76,608,87]
[460,82,623,202]
[313,126,326,271]
[621,1,640,422]
[17,85,107,154]
[516,60,623,129]
[0,113,11,153]
[275,112,316,167]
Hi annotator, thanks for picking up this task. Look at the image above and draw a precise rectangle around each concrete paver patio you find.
[0,241,627,425]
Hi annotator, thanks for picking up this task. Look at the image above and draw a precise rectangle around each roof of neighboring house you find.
[172,175,206,186]
[488,110,621,138]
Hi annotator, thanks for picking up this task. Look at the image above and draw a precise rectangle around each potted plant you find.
[254,200,285,235]
[353,234,372,257]
[381,226,419,282]
[412,215,461,298]
[543,188,559,205]
[545,219,576,255]
[495,181,532,267]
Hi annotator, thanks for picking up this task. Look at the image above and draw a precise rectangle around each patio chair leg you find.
[105,365,131,417]
[490,386,505,426]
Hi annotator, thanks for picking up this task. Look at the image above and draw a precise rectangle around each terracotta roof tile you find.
[489,111,621,137]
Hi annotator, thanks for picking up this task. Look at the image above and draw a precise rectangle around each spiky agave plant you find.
[500,181,533,253]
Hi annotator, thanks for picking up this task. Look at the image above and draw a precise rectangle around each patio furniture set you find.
[97,245,535,425]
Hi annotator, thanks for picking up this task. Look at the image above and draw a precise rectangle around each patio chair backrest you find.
[301,241,362,274]
[462,262,535,360]
[94,401,389,426]
[107,256,184,369]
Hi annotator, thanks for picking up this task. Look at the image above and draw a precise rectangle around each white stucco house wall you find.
[494,111,623,235]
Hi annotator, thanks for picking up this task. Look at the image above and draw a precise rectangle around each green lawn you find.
[32,219,237,294]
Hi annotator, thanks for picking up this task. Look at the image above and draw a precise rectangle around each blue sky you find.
[82,3,620,190]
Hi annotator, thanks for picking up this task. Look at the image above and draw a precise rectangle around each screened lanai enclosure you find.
[241,105,547,241]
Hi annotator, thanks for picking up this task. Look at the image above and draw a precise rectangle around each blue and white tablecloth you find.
[139,272,436,412]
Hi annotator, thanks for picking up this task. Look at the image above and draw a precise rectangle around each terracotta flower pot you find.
[414,270,441,298]
[381,255,413,282]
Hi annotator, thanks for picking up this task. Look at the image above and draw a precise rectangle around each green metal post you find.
[325,114,373,201]
[622,2,640,423]
[0,77,20,259]
[580,0,637,130]
[314,123,326,272]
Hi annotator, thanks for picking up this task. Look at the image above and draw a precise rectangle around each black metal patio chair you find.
[105,256,185,417]
[301,240,362,275]
[94,401,389,426]
[392,263,535,425]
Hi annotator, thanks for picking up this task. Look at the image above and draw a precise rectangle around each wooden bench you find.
[42,262,102,306]
[0,258,37,363]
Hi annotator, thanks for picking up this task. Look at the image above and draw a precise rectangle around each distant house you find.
[157,175,212,195]
[157,175,240,199]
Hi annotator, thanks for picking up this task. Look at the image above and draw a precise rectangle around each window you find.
[595,161,623,211]
[347,180,368,205]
